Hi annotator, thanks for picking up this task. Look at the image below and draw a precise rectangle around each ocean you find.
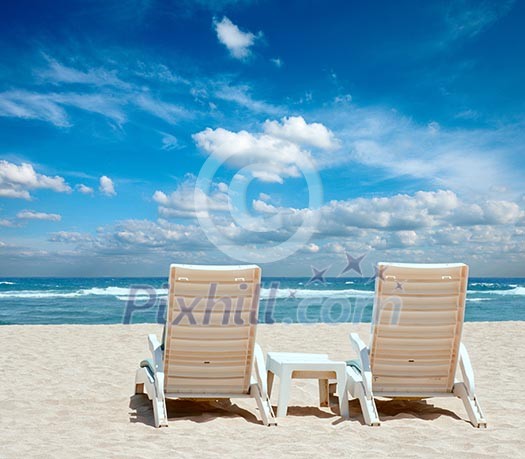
[0,277,523,325]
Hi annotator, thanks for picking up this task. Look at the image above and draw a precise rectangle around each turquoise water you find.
[0,277,523,325]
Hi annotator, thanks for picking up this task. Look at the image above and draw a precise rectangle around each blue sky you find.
[0,0,524,276]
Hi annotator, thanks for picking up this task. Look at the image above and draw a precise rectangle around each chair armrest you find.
[349,333,373,398]
[458,342,476,396]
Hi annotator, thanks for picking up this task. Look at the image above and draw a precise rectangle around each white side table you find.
[266,352,349,418]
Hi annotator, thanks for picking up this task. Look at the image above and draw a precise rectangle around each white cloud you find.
[252,199,278,214]
[193,117,337,183]
[316,190,524,234]
[99,176,116,196]
[327,103,524,195]
[0,218,16,227]
[271,57,283,68]
[16,210,61,221]
[76,184,94,195]
[0,90,71,127]
[194,127,311,183]
[153,177,229,218]
[214,84,282,115]
[1,58,191,128]
[107,218,208,250]
[0,160,71,199]
[39,56,130,89]
[48,231,93,243]
[443,0,515,43]
[133,94,188,124]
[214,17,260,60]
[160,132,179,151]
[0,90,126,126]
[263,116,340,150]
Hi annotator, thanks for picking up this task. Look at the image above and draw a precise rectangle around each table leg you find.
[336,369,350,419]
[277,369,292,417]
[267,370,275,398]
[319,379,329,407]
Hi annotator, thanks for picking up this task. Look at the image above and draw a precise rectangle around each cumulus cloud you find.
[263,116,340,150]
[193,116,338,183]
[48,231,93,243]
[213,17,260,59]
[105,218,210,252]
[16,210,61,221]
[153,177,229,218]
[317,190,524,235]
[0,160,71,199]
[0,218,16,227]
[76,184,94,194]
[99,176,116,196]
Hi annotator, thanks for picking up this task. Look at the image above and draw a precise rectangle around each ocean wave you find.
[0,290,83,299]
[0,281,16,285]
[81,286,168,297]
[467,298,492,302]
[468,286,525,296]
[0,286,169,300]
[260,287,373,299]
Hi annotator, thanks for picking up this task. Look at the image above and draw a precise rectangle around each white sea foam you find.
[260,288,373,299]
[0,281,16,285]
[487,286,525,296]
[10,284,520,301]
[81,286,168,297]
[468,286,525,296]
[0,290,83,299]
[0,286,373,301]
[0,286,169,300]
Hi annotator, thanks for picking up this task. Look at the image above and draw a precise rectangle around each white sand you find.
[0,322,524,458]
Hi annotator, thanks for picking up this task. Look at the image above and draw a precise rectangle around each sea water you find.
[0,277,523,325]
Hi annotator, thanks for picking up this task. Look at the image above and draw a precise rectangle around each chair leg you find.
[251,383,277,426]
[152,396,169,428]
[346,373,380,426]
[355,384,380,426]
[454,383,487,428]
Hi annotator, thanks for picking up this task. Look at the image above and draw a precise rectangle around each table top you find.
[266,352,347,372]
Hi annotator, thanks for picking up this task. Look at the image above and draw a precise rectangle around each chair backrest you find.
[163,264,261,395]
[370,262,468,394]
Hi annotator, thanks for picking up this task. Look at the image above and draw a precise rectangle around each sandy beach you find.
[0,322,523,458]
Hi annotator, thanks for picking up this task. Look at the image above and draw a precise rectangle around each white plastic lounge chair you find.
[135,264,276,427]
[345,262,487,428]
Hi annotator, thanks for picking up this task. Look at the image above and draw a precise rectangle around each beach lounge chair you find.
[135,264,276,427]
[345,262,487,428]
